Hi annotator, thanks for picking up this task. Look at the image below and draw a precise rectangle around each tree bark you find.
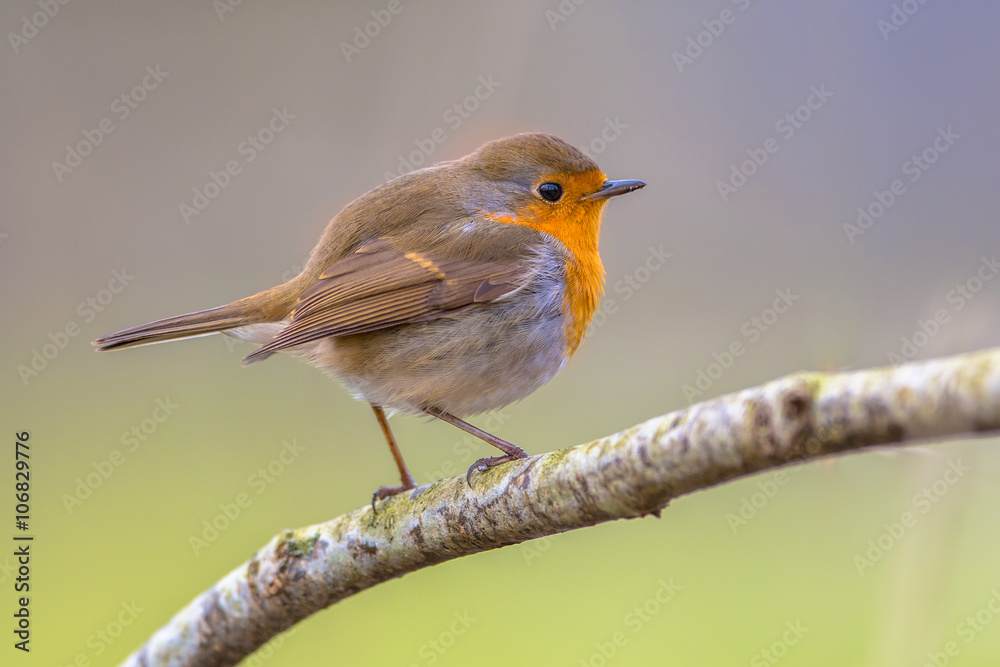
[121,348,1000,666]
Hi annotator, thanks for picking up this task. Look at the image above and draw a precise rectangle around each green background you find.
[3,1,1000,665]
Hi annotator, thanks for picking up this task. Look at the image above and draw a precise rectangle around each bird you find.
[94,132,645,503]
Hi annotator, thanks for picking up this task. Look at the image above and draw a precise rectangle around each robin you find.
[94,132,645,503]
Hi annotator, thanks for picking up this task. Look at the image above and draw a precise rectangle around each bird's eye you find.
[538,182,563,202]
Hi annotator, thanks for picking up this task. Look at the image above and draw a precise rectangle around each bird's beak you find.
[582,179,647,201]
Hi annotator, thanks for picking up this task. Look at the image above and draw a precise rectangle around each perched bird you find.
[94,133,645,502]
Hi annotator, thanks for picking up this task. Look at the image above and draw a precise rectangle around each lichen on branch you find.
[122,348,1000,667]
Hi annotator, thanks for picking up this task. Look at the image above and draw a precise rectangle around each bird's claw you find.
[370,483,416,514]
[465,452,528,487]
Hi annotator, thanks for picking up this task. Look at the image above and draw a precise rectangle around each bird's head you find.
[461,133,645,252]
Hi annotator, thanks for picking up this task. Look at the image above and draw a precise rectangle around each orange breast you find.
[559,241,603,356]
[484,196,605,358]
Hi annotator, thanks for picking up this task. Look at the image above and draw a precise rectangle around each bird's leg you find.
[423,406,529,485]
[371,405,417,508]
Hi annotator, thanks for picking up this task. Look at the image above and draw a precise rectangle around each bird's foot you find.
[466,450,529,486]
[371,482,417,513]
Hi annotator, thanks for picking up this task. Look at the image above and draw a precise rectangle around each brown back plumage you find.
[95,133,612,361]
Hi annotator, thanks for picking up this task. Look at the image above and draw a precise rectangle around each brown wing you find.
[242,240,526,364]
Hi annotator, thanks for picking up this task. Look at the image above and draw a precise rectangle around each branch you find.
[122,348,1000,666]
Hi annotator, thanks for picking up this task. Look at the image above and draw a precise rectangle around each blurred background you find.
[3,1,1000,665]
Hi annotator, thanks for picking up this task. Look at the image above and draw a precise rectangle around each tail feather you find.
[93,304,262,352]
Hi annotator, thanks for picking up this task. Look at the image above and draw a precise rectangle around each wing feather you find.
[242,241,529,364]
